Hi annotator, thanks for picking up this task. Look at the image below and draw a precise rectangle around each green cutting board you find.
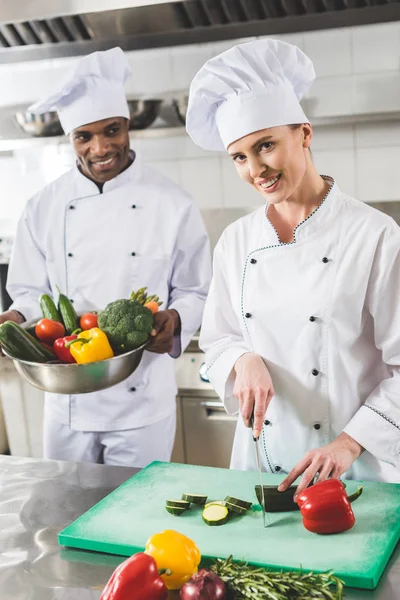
[58,461,400,590]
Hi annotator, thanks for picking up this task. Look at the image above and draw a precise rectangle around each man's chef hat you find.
[29,47,131,135]
[186,39,315,151]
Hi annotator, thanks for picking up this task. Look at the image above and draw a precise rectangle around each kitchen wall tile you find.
[356,146,400,202]
[355,121,400,149]
[222,158,264,208]
[133,134,186,162]
[352,22,400,74]
[273,33,304,50]
[125,49,173,96]
[304,28,351,77]
[147,160,181,187]
[170,44,213,91]
[179,157,223,208]
[352,72,400,115]
[313,149,356,197]
[210,37,257,57]
[311,124,354,151]
[307,76,353,118]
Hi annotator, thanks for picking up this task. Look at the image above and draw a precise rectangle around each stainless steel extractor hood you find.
[1,0,400,64]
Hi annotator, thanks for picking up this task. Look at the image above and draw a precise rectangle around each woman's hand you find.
[233,353,274,438]
[278,432,364,501]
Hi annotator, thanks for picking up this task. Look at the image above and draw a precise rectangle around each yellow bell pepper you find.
[69,328,114,364]
[145,530,201,590]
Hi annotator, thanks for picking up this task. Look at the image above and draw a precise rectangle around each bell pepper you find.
[53,335,78,363]
[100,552,168,600]
[145,529,201,590]
[297,479,363,535]
[68,328,114,364]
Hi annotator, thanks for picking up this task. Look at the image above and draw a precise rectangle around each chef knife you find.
[250,411,267,528]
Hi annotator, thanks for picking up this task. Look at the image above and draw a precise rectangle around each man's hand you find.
[146,309,180,354]
[0,310,25,326]
[278,432,364,502]
[233,353,274,439]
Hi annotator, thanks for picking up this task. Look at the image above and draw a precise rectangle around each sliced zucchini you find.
[166,499,190,510]
[255,485,299,512]
[182,493,208,505]
[204,500,226,509]
[224,496,252,510]
[225,501,248,516]
[202,504,229,526]
[166,505,186,516]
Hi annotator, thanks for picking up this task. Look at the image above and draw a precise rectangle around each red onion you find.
[180,569,227,600]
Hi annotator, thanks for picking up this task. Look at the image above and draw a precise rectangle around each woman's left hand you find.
[278,432,364,502]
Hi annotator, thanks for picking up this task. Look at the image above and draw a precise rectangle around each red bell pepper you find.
[100,552,168,600]
[297,479,363,534]
[53,335,78,363]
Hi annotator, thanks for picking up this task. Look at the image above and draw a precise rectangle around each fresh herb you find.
[211,556,344,600]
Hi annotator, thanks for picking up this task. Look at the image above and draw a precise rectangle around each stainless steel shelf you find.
[1,111,400,152]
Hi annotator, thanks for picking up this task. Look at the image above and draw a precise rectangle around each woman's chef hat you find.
[28,47,131,135]
[186,39,315,151]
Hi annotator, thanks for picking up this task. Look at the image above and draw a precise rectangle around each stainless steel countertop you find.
[0,455,399,600]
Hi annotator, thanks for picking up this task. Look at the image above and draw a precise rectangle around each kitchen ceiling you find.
[1,0,400,64]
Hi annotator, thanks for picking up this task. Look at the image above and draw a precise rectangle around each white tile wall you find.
[352,22,400,74]
[1,22,400,235]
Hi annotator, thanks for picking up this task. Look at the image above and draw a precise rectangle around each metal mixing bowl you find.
[127,99,163,130]
[14,111,64,137]
[3,318,146,395]
[172,95,189,125]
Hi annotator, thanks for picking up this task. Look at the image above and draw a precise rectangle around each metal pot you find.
[14,111,64,137]
[127,99,163,130]
[172,95,188,125]
[3,318,146,394]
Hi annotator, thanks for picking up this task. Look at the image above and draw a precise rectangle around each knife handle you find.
[250,410,259,442]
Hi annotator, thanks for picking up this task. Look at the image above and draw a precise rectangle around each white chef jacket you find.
[7,155,211,432]
[200,178,400,482]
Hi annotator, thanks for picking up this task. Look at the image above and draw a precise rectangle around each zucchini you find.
[40,294,62,322]
[224,496,252,510]
[182,493,208,505]
[204,500,226,509]
[202,504,229,526]
[225,501,248,516]
[57,290,79,334]
[255,485,299,512]
[0,321,55,363]
[166,506,186,516]
[166,499,190,510]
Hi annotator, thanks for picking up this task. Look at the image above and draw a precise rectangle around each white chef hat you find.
[186,39,315,151]
[28,47,131,135]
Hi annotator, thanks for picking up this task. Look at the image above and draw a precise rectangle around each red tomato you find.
[80,312,98,330]
[35,319,65,344]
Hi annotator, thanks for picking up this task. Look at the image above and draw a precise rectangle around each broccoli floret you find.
[98,299,153,352]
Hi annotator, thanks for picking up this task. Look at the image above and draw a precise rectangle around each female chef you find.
[186,38,400,498]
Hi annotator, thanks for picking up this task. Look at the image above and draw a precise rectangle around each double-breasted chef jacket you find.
[7,155,211,433]
[200,177,400,483]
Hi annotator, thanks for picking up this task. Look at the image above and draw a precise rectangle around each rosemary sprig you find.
[211,556,344,600]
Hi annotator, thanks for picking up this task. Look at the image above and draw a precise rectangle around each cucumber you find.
[166,506,186,516]
[58,291,79,334]
[224,496,252,510]
[40,294,62,323]
[182,493,208,505]
[225,501,248,516]
[0,321,55,363]
[202,504,229,526]
[166,499,190,510]
[255,485,299,512]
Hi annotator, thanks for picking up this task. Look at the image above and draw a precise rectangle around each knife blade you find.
[250,412,267,528]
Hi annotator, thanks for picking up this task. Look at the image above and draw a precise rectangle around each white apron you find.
[200,179,400,482]
[8,156,211,442]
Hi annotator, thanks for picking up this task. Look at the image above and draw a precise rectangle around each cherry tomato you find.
[35,319,65,344]
[80,312,98,330]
